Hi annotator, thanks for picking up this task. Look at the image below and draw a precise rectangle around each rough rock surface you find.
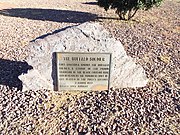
[19,22,148,91]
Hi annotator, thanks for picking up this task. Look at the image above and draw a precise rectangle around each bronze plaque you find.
[56,52,111,91]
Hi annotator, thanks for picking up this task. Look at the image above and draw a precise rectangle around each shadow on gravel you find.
[0,8,97,23]
[0,59,33,90]
[82,2,97,5]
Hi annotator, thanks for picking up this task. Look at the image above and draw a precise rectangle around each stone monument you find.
[19,22,148,91]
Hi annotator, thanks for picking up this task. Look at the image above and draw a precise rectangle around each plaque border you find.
[56,52,112,91]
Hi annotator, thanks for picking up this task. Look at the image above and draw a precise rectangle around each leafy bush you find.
[97,0,163,20]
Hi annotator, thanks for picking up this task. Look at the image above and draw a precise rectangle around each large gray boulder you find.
[19,22,148,91]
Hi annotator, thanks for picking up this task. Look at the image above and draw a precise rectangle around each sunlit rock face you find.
[19,22,148,91]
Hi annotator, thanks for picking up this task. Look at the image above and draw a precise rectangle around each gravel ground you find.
[0,0,179,134]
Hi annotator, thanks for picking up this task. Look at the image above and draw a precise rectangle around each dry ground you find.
[0,0,179,134]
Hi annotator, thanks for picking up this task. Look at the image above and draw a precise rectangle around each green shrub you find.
[97,0,163,20]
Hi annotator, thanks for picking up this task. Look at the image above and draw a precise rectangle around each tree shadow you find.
[0,8,97,23]
[0,59,33,90]
[31,25,78,42]
[82,2,97,5]
[98,16,120,20]
[98,16,140,22]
